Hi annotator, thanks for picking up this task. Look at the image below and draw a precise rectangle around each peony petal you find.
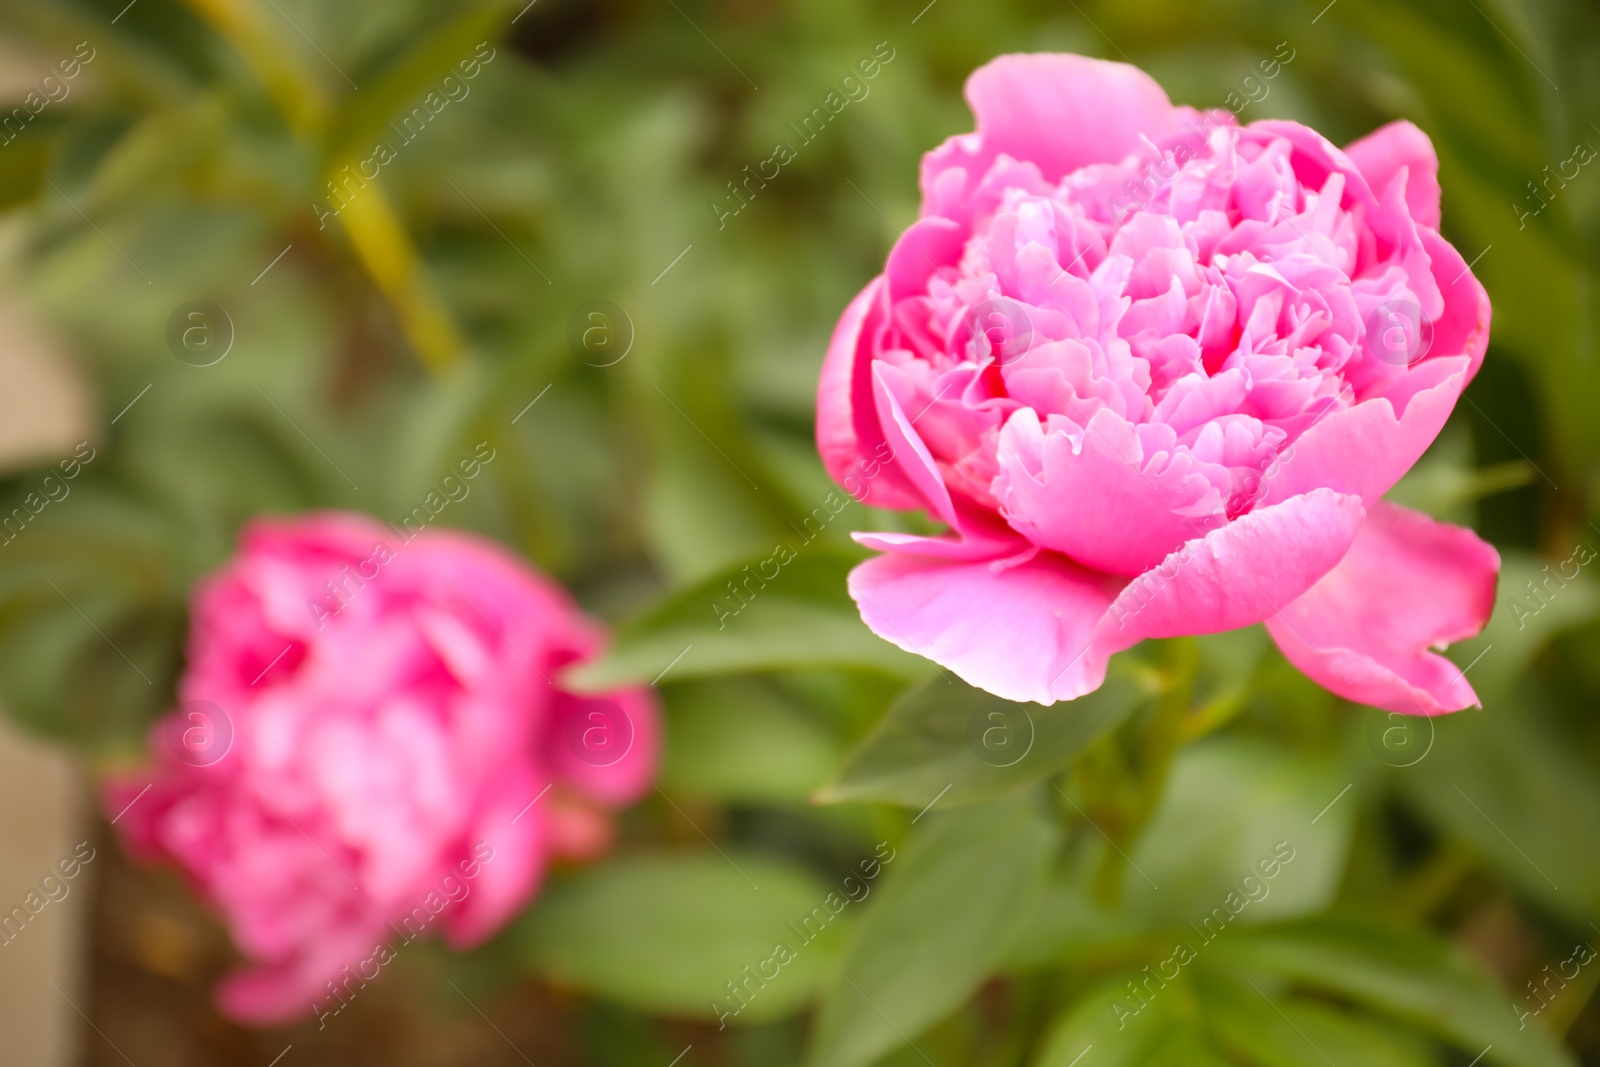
[542,687,661,806]
[919,53,1185,218]
[1093,488,1366,652]
[1418,229,1492,385]
[816,276,925,509]
[873,360,962,527]
[965,53,1183,183]
[994,407,1225,576]
[1257,356,1469,509]
[1264,501,1499,714]
[848,549,1123,705]
[441,787,545,947]
[1344,120,1441,230]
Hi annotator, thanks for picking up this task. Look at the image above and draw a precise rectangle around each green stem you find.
[1088,637,1199,906]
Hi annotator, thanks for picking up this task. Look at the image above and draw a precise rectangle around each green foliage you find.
[519,852,846,1021]
[818,670,1149,808]
[808,797,1059,1067]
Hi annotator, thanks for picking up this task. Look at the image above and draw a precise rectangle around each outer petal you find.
[816,276,923,510]
[848,550,1123,705]
[1257,356,1468,508]
[1259,226,1487,510]
[441,780,546,947]
[1344,120,1442,230]
[1264,502,1499,714]
[920,53,1185,215]
[542,686,661,806]
[1093,488,1367,652]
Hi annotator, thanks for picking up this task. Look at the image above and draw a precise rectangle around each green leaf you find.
[1033,971,1209,1067]
[807,796,1059,1067]
[1211,915,1577,1067]
[1398,702,1600,923]
[519,852,846,1022]
[1037,964,1442,1067]
[324,0,520,165]
[1202,970,1440,1067]
[661,678,842,803]
[566,548,928,689]
[1122,739,1354,928]
[816,670,1148,809]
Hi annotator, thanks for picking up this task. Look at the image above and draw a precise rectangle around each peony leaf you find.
[519,852,847,1022]
[660,678,842,803]
[1120,738,1354,929]
[566,548,929,690]
[1208,914,1577,1067]
[806,796,1059,1067]
[814,669,1149,809]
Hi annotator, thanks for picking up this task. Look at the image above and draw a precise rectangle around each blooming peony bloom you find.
[106,512,658,1024]
[817,53,1498,712]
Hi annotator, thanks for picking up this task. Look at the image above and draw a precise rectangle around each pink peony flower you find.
[105,512,659,1024]
[817,53,1499,712]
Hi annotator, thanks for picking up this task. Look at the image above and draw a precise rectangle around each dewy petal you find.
[1264,501,1499,714]
[816,276,925,510]
[1344,120,1442,230]
[848,550,1123,705]
[1093,488,1366,652]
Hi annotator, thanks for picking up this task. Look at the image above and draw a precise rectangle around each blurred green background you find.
[0,0,1598,1063]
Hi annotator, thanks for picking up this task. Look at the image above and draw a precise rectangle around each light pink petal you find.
[919,54,1185,217]
[853,525,1024,562]
[1344,120,1441,230]
[215,922,380,1025]
[886,216,966,301]
[1257,356,1469,508]
[1264,502,1499,714]
[966,54,1182,182]
[994,408,1224,576]
[848,550,1123,705]
[816,276,925,510]
[1093,488,1367,653]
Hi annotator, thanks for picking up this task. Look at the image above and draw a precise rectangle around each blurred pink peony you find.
[818,53,1498,713]
[106,512,659,1025]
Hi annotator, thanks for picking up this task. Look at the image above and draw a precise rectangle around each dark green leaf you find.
[807,796,1059,1067]
[816,670,1148,809]
[566,548,928,689]
[1212,915,1576,1067]
[520,852,845,1022]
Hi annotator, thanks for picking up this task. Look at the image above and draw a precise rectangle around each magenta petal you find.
[995,408,1224,576]
[853,520,1026,562]
[849,550,1123,705]
[919,53,1185,216]
[542,687,661,806]
[816,276,924,510]
[1265,502,1499,714]
[873,361,962,527]
[1258,357,1468,509]
[886,216,967,301]
[1094,488,1366,652]
[1419,229,1492,384]
[966,54,1183,182]
[1344,120,1442,230]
